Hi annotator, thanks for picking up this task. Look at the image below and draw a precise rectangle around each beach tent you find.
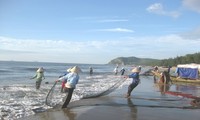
[176,64,200,80]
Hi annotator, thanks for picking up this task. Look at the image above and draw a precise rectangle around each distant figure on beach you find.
[138,66,142,73]
[154,66,158,72]
[59,67,72,93]
[30,67,45,89]
[159,71,171,84]
[120,67,126,75]
[157,71,171,94]
[89,67,93,76]
[167,65,171,74]
[124,67,140,98]
[57,66,81,108]
[113,66,119,75]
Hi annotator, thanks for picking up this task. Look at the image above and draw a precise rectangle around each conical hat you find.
[37,67,44,72]
[131,68,140,73]
[70,66,81,73]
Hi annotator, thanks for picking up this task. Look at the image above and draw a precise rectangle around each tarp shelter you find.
[176,64,200,80]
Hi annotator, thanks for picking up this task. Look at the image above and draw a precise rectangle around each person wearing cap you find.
[30,67,45,89]
[124,67,140,98]
[57,66,81,108]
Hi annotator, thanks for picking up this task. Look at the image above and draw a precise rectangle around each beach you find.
[1,61,200,120]
[20,75,200,120]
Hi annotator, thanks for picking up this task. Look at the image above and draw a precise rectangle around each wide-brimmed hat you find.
[131,68,140,73]
[37,67,44,73]
[70,66,81,73]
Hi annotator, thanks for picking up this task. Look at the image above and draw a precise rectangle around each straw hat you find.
[36,67,44,73]
[131,68,140,73]
[70,66,81,73]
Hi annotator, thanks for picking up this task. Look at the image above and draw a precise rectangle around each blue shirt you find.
[128,72,140,84]
[59,72,79,88]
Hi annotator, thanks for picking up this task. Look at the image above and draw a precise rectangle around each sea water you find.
[0,61,139,119]
[1,61,200,120]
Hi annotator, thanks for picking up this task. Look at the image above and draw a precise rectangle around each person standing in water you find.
[120,67,126,75]
[113,66,119,75]
[157,71,171,94]
[57,66,81,108]
[30,67,45,89]
[89,67,93,76]
[124,67,140,98]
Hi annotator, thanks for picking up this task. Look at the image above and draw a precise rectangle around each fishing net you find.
[45,82,58,107]
[82,77,127,98]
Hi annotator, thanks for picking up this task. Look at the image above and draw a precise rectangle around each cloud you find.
[182,0,200,13]
[0,34,200,63]
[180,27,200,40]
[146,3,181,18]
[96,28,134,33]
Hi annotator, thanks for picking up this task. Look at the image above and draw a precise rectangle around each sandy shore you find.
[20,96,200,120]
[20,77,200,120]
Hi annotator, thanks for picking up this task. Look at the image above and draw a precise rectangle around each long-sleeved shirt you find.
[31,72,45,82]
[58,72,79,88]
[128,72,140,84]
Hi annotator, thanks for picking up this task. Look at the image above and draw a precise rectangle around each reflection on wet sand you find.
[127,98,137,119]
[20,76,200,120]
[23,108,76,120]
[153,73,200,108]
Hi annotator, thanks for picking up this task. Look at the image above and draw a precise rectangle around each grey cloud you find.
[183,0,200,13]
[180,27,200,40]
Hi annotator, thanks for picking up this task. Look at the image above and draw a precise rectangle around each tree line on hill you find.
[158,52,200,67]
[108,52,200,67]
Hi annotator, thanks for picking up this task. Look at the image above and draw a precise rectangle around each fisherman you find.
[159,71,171,84]
[59,67,72,93]
[154,66,159,72]
[113,66,119,75]
[89,67,93,76]
[56,66,81,108]
[120,67,126,75]
[30,67,45,89]
[124,67,141,98]
[167,65,171,74]
[157,71,171,94]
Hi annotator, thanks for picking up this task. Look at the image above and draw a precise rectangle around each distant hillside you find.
[108,56,160,66]
[108,52,200,66]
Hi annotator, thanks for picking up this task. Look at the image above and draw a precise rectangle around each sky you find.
[0,0,200,64]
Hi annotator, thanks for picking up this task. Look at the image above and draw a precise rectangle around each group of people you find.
[30,65,142,108]
[113,66,126,75]
[30,66,86,108]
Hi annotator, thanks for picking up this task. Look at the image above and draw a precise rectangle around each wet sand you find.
[19,77,200,120]
[20,96,200,120]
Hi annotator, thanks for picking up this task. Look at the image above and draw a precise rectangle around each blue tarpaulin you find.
[176,67,198,79]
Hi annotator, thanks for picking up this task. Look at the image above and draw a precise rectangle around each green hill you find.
[108,52,200,66]
[108,56,160,66]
